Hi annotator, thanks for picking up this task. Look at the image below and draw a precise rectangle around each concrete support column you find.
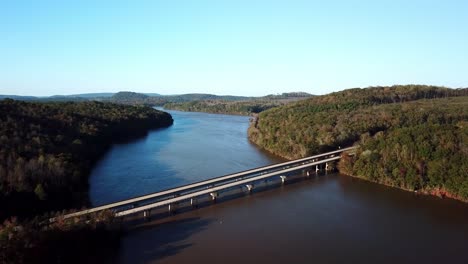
[210,192,218,202]
[306,171,310,177]
[190,198,197,207]
[246,184,253,193]
[143,210,150,220]
[326,162,329,171]
[280,175,287,184]
[316,165,320,173]
[168,203,177,213]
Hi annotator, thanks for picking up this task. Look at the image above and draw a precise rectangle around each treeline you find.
[0,100,173,220]
[248,85,467,201]
[339,121,467,201]
[108,91,166,106]
[263,92,313,99]
[249,85,467,159]
[163,93,314,115]
[107,91,255,106]
[163,100,282,115]
[1,210,119,264]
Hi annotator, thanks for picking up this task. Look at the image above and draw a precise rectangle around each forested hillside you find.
[164,92,313,115]
[164,100,281,115]
[0,100,173,219]
[248,85,467,201]
[108,91,254,106]
[339,119,467,201]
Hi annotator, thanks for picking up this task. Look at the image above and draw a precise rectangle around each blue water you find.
[89,110,281,206]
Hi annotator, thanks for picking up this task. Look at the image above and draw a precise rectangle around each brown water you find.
[90,110,468,263]
[117,174,468,263]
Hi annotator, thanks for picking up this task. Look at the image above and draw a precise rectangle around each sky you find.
[1,0,467,96]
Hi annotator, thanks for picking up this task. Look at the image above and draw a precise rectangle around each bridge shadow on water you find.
[118,217,214,263]
[116,171,334,263]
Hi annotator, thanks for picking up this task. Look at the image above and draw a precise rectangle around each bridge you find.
[51,146,356,222]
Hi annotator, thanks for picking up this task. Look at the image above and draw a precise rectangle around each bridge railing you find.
[116,156,343,216]
[50,146,356,222]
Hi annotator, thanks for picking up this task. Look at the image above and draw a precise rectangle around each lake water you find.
[89,110,282,206]
[89,110,468,264]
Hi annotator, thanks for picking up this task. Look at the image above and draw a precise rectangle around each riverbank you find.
[0,100,174,264]
[341,172,468,203]
[248,86,467,202]
[163,100,278,116]
[117,173,468,264]
[0,210,121,264]
[0,100,174,220]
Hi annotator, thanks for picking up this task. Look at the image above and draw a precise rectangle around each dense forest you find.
[1,210,119,264]
[0,92,314,115]
[248,85,467,201]
[0,100,173,220]
[164,93,314,115]
[338,119,467,201]
[108,91,167,106]
[107,91,256,106]
[163,100,281,115]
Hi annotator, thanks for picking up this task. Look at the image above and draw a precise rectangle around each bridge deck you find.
[116,156,341,216]
[53,147,356,221]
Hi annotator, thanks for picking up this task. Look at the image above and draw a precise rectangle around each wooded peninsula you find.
[0,100,173,220]
[248,85,468,202]
[163,92,313,115]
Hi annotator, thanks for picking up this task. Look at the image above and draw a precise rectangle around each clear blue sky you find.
[1,0,467,96]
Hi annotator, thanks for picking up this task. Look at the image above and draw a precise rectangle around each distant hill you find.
[0,94,96,102]
[107,92,256,106]
[163,92,314,115]
[262,92,314,99]
[68,93,115,98]
[107,91,164,106]
[164,100,281,115]
[1,91,312,107]
[111,91,149,100]
[37,96,89,102]
[162,93,253,102]
[143,93,161,96]
[0,95,38,100]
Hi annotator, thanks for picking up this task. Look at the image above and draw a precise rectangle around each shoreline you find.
[160,106,253,117]
[247,131,468,204]
[341,172,468,204]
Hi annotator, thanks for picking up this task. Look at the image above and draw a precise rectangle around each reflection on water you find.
[89,110,468,263]
[119,175,468,264]
[89,110,281,206]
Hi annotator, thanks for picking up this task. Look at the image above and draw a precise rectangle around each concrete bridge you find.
[51,146,356,222]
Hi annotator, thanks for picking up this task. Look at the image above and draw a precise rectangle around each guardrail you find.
[51,146,356,222]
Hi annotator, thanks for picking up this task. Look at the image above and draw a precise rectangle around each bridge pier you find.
[143,210,151,220]
[168,203,178,214]
[53,147,355,223]
[280,175,287,184]
[210,192,218,202]
[191,198,197,207]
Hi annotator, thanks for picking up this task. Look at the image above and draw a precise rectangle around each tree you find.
[34,184,47,200]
